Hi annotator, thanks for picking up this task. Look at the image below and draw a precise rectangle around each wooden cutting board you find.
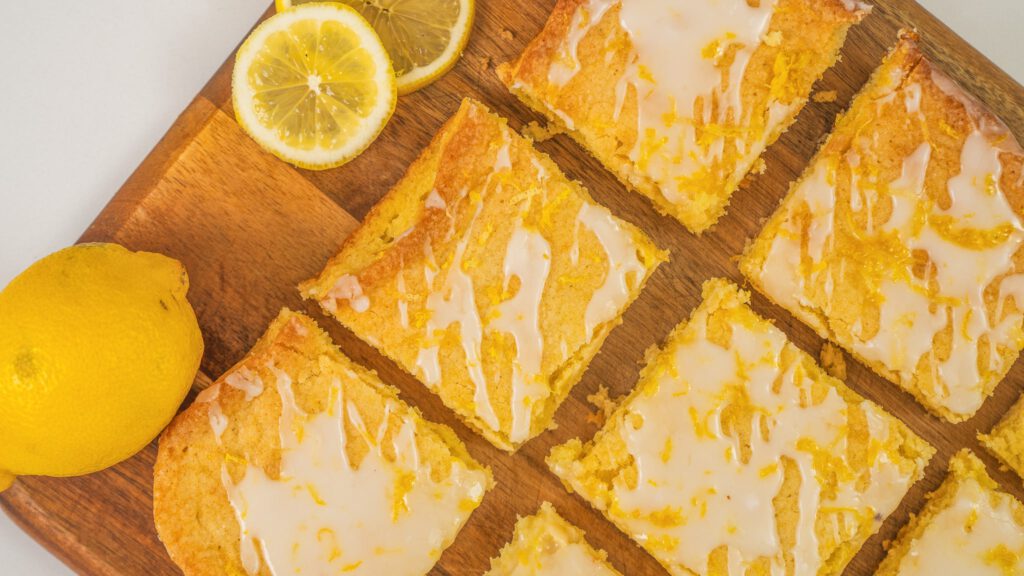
[5,1,1024,574]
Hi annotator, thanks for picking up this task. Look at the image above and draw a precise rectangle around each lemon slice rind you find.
[273,0,474,95]
[393,0,475,95]
[233,3,397,170]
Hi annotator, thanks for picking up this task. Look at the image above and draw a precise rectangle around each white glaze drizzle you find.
[199,385,229,443]
[569,217,582,266]
[895,473,1024,575]
[331,109,648,444]
[547,1,616,86]
[321,274,370,314]
[208,401,228,442]
[604,298,917,575]
[904,82,923,116]
[416,198,496,430]
[494,509,619,576]
[757,82,1024,417]
[220,367,488,576]
[396,266,410,329]
[202,369,266,445]
[320,185,447,322]
[530,157,551,186]
[544,0,870,212]
[617,0,778,205]
[857,280,947,380]
[576,203,646,338]
[426,189,447,210]
[414,135,514,434]
[423,240,439,289]
[494,138,513,172]
[877,131,1021,413]
[225,367,265,401]
[838,0,873,11]
[490,224,553,443]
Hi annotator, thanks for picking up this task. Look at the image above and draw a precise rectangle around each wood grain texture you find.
[4,1,1024,575]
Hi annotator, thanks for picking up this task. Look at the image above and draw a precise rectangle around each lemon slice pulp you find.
[233,3,397,170]
[276,0,475,94]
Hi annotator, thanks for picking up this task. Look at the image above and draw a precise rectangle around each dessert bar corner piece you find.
[548,278,933,576]
[741,34,1024,422]
[981,393,1024,482]
[876,449,1024,575]
[154,310,492,576]
[485,502,622,576]
[498,0,868,233]
[301,98,665,451]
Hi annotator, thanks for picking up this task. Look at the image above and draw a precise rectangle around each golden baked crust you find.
[485,502,621,576]
[498,0,866,233]
[741,34,1024,423]
[981,394,1024,482]
[876,450,1024,575]
[153,310,491,576]
[301,98,665,450]
[548,279,933,576]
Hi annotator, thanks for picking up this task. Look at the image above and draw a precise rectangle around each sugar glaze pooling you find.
[201,361,488,575]
[584,296,919,575]
[896,471,1024,575]
[757,66,1024,419]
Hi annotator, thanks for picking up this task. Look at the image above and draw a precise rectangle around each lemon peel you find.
[276,0,475,94]
[232,3,397,170]
[0,244,203,480]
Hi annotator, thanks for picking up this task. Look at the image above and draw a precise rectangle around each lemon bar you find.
[498,0,868,234]
[740,35,1024,422]
[548,279,933,576]
[485,502,621,576]
[154,310,492,576]
[980,394,1024,482]
[876,450,1024,575]
[301,98,665,451]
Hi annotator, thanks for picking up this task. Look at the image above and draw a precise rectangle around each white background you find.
[0,0,1021,573]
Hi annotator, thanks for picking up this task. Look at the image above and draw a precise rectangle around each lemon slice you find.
[276,0,475,95]
[233,3,397,170]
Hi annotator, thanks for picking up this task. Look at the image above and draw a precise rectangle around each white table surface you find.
[0,0,1021,573]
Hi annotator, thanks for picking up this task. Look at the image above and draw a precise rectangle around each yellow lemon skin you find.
[0,244,203,484]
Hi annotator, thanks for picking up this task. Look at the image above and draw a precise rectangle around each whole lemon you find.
[0,243,203,490]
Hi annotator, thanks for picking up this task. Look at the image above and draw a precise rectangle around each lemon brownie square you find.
[154,310,492,576]
[301,98,665,451]
[876,449,1024,575]
[485,502,621,576]
[740,35,1024,422]
[980,394,1024,482]
[498,0,868,234]
[548,279,933,576]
